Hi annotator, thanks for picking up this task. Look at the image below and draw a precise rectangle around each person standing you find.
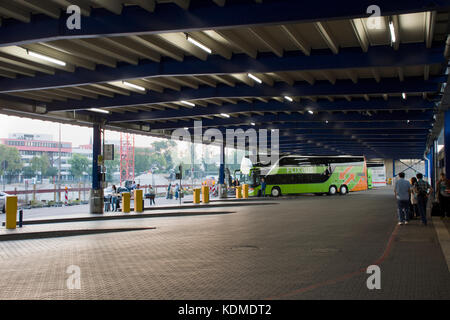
[409,177,419,219]
[174,183,180,200]
[437,173,450,218]
[148,186,156,206]
[261,177,267,197]
[166,183,171,199]
[416,173,433,226]
[111,185,120,212]
[394,172,411,225]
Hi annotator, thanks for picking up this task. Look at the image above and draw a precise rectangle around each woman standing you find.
[437,173,450,218]
[410,177,419,219]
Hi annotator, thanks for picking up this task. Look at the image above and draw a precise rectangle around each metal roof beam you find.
[108,97,433,123]
[1,1,449,47]
[45,76,444,111]
[1,43,442,93]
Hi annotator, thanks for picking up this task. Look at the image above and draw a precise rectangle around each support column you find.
[219,144,226,198]
[445,110,450,180]
[89,123,103,214]
[392,158,395,177]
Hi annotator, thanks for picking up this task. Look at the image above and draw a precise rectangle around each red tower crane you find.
[119,133,135,185]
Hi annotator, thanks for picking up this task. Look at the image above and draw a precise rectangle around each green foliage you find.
[46,166,58,177]
[134,140,176,174]
[0,144,22,176]
[69,153,90,180]
[104,155,119,182]
[22,166,35,178]
[30,153,51,176]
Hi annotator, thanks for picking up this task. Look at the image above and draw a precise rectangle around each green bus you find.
[244,155,368,197]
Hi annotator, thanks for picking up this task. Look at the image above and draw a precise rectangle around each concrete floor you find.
[0,187,448,299]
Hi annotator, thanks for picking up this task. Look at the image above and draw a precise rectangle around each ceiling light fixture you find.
[308,110,314,114]
[122,81,145,91]
[186,35,212,54]
[247,73,262,84]
[220,113,230,118]
[402,92,406,100]
[389,21,396,43]
[284,96,293,102]
[250,122,256,126]
[27,50,66,66]
[181,100,195,107]
[88,108,110,114]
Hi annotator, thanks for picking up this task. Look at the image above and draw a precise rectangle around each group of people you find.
[105,184,121,212]
[394,172,450,226]
[166,183,183,200]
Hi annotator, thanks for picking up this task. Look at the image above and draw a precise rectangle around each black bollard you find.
[18,209,23,228]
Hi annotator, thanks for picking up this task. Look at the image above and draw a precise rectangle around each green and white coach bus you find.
[246,155,368,197]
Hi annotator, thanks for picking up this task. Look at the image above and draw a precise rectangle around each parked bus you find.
[245,155,368,197]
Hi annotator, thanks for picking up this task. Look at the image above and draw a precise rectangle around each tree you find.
[135,148,152,175]
[69,154,90,181]
[30,154,50,177]
[45,166,58,178]
[0,145,22,182]
[104,156,119,182]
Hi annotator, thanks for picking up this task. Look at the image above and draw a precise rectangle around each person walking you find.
[437,173,450,218]
[409,177,419,219]
[260,177,267,197]
[394,172,411,225]
[416,173,433,226]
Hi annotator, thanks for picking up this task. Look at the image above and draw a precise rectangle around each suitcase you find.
[431,201,441,216]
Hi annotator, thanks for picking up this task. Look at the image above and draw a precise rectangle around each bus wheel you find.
[271,187,281,197]
[328,185,337,195]
[339,185,348,195]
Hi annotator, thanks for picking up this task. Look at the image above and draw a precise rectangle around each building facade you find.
[1,133,72,181]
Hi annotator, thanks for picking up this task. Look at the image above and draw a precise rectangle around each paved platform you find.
[0,187,448,299]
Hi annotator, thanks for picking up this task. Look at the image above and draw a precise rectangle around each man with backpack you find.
[416,173,433,226]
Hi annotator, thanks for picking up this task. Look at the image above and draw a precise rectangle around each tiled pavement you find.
[0,187,448,299]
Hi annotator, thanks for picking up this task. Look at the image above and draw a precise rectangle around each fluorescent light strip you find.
[181,100,195,107]
[187,36,212,54]
[389,21,396,43]
[284,96,293,102]
[250,122,256,126]
[308,110,314,114]
[122,81,145,91]
[89,108,110,114]
[402,92,406,100]
[27,50,66,66]
[220,113,230,118]
[247,73,262,84]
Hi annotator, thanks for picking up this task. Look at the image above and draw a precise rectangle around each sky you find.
[0,114,163,148]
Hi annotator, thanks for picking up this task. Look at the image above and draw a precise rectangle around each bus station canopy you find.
[0,0,449,159]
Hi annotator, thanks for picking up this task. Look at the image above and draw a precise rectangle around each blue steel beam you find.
[48,76,445,111]
[0,44,444,93]
[146,110,433,129]
[2,1,449,47]
[108,97,434,123]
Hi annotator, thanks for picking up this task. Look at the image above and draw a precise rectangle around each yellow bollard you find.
[122,192,130,213]
[5,196,17,229]
[193,188,201,204]
[134,189,143,213]
[242,184,249,198]
[202,186,209,203]
[236,186,242,199]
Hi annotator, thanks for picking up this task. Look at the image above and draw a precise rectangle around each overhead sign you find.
[103,144,114,160]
